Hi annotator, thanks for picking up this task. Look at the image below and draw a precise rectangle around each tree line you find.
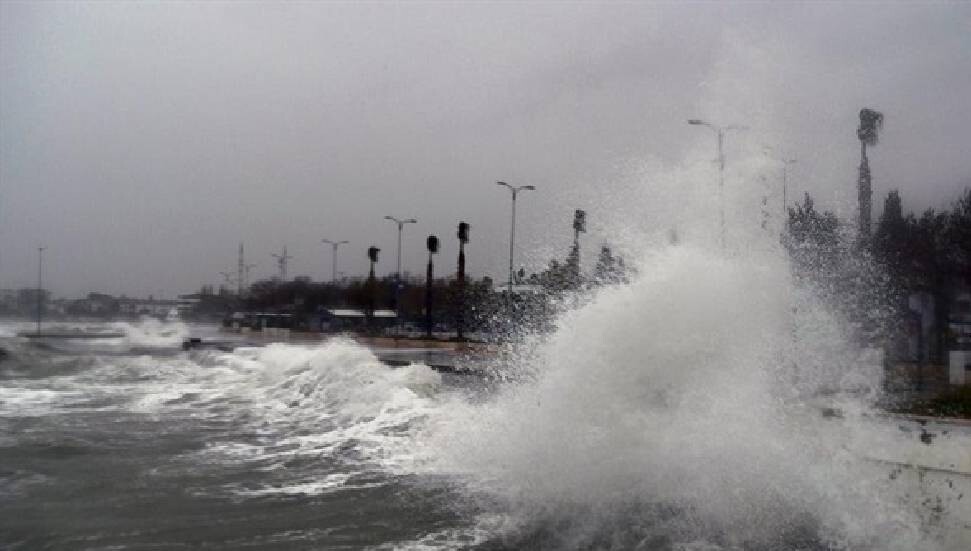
[785,187,971,362]
[192,239,632,338]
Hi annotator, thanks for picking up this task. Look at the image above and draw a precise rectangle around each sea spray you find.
[180,339,446,490]
[415,245,954,550]
[113,317,190,348]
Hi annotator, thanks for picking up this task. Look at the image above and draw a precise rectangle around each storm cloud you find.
[2,2,969,297]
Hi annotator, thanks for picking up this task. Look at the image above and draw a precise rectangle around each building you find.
[948,289,971,386]
[319,308,397,332]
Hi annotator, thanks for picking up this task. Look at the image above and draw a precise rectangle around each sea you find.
[2,247,970,550]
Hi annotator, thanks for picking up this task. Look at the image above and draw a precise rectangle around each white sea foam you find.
[113,317,189,348]
[413,245,970,550]
[161,340,448,489]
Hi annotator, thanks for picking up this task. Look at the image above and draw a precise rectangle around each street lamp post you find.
[496,181,536,293]
[764,147,797,218]
[321,239,349,283]
[36,246,45,335]
[688,119,745,248]
[384,216,417,333]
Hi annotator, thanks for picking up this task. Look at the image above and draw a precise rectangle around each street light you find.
[384,215,417,332]
[496,181,536,293]
[763,147,797,218]
[36,246,45,335]
[271,246,292,281]
[321,239,349,283]
[688,119,746,248]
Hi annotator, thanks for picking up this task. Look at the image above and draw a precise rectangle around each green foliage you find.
[857,108,884,146]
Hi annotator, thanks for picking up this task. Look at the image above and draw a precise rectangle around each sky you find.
[1,1,969,298]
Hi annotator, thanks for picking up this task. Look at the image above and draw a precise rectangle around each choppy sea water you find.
[2,250,970,550]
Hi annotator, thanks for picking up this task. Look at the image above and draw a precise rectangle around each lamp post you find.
[688,119,746,248]
[496,181,536,293]
[764,147,797,218]
[36,246,45,335]
[321,239,349,283]
[384,216,417,334]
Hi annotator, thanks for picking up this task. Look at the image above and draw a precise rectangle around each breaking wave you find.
[410,245,970,550]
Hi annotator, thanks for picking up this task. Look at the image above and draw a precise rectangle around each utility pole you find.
[271,246,292,281]
[496,181,536,293]
[456,222,469,341]
[688,119,746,249]
[321,239,349,283]
[36,246,45,335]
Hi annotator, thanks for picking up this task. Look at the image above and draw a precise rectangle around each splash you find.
[414,245,968,550]
[113,317,190,348]
[175,339,445,495]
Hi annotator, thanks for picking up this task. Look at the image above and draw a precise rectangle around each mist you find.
[2,1,969,298]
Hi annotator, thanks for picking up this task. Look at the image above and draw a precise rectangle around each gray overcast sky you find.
[2,1,969,298]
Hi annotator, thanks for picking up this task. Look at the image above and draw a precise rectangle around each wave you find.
[412,246,968,550]
[113,317,190,348]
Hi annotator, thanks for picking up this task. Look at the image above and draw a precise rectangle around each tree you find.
[593,245,628,285]
[857,108,884,240]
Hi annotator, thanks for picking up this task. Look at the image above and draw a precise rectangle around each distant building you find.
[319,308,397,332]
[68,293,119,317]
[948,289,971,386]
[117,296,197,318]
[0,289,17,313]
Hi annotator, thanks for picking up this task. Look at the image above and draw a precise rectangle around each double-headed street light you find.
[688,119,746,248]
[496,181,536,293]
[321,239,349,283]
[384,216,417,331]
